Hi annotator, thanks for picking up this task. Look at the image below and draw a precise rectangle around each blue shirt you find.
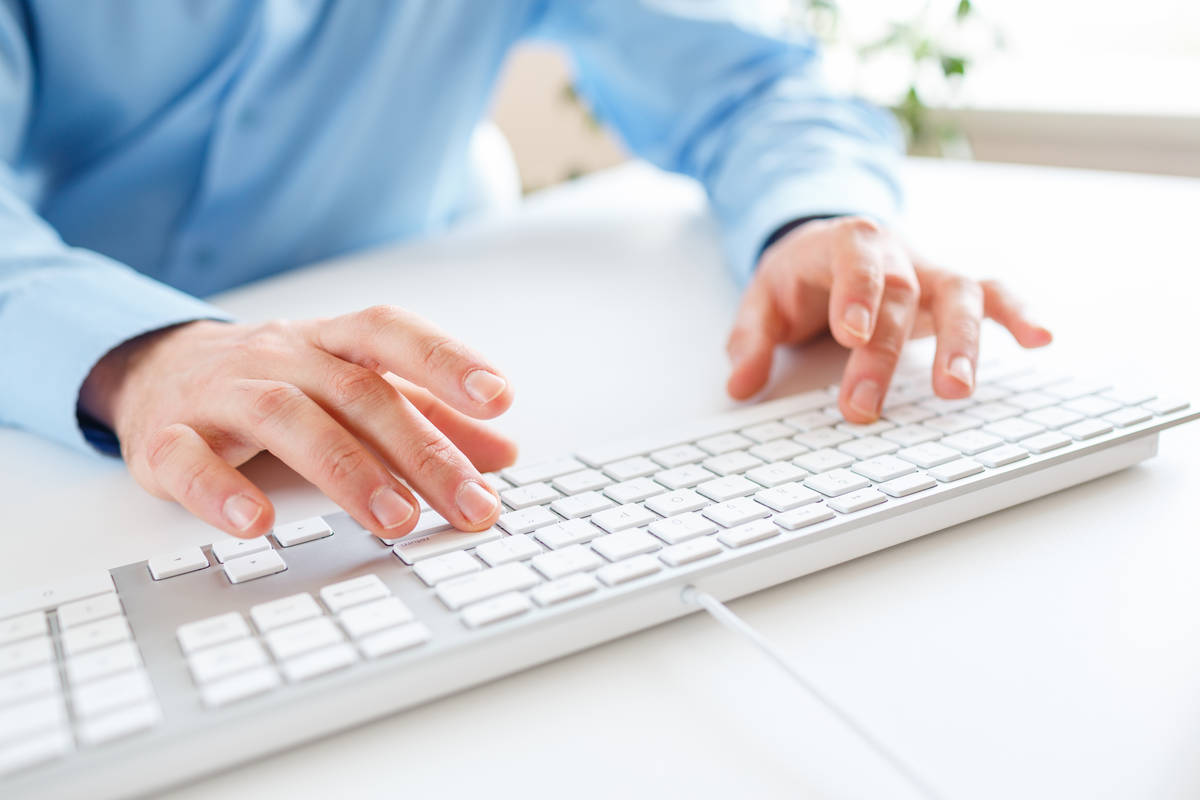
[0,0,902,453]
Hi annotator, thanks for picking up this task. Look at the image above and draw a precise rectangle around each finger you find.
[225,379,422,537]
[827,220,888,349]
[726,278,786,400]
[311,305,514,419]
[289,362,502,531]
[140,423,275,539]
[928,274,985,399]
[383,375,518,473]
[980,280,1053,348]
[838,271,920,422]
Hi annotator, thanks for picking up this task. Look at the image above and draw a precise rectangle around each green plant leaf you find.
[940,55,968,77]
[956,0,973,20]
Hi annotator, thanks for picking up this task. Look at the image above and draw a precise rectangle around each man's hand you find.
[79,307,518,539]
[726,217,1052,418]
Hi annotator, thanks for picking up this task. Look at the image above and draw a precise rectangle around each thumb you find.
[726,282,783,400]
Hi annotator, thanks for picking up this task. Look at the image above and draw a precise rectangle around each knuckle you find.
[418,334,467,373]
[885,270,921,304]
[145,424,189,472]
[179,459,217,504]
[327,365,386,410]
[836,216,883,238]
[410,431,460,479]
[359,304,403,331]
[246,381,307,427]
[319,443,370,487]
[943,315,982,344]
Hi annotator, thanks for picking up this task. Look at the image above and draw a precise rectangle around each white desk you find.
[2,159,1197,799]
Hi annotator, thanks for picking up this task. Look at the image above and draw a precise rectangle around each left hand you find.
[725,216,1052,421]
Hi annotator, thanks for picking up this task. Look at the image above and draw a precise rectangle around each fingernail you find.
[843,303,872,341]
[849,379,882,418]
[464,369,507,404]
[370,486,416,530]
[947,356,974,389]
[223,493,263,533]
[456,480,499,525]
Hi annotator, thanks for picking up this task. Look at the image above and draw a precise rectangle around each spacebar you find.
[0,571,116,619]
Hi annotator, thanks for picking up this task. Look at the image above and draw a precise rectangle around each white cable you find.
[680,586,946,800]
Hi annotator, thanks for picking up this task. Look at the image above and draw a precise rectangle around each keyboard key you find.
[1007,391,1058,412]
[1023,407,1085,430]
[552,469,612,495]
[65,642,141,685]
[61,616,131,657]
[973,444,1029,467]
[550,490,615,519]
[748,439,807,462]
[702,451,763,476]
[533,519,604,550]
[188,639,269,684]
[264,617,344,661]
[648,512,719,544]
[0,636,53,675]
[249,593,323,633]
[649,444,706,468]
[76,700,161,745]
[358,623,432,659]
[0,665,59,707]
[740,421,795,443]
[881,425,941,447]
[644,488,708,517]
[782,409,839,431]
[177,612,251,654]
[835,420,896,437]
[56,594,122,630]
[591,503,658,533]
[500,481,560,510]
[963,402,1022,422]
[272,517,333,547]
[827,489,887,514]
[1143,398,1189,415]
[718,519,780,548]
[940,430,1004,456]
[210,536,272,564]
[804,469,870,498]
[883,405,936,425]
[603,477,665,504]
[392,528,502,564]
[320,574,389,613]
[0,695,63,741]
[280,643,357,682]
[927,458,985,482]
[792,428,853,450]
[436,563,541,611]
[531,573,600,607]
[1062,419,1113,441]
[696,432,754,455]
[1105,407,1154,427]
[482,473,511,492]
[413,551,482,586]
[702,497,772,527]
[660,536,723,567]
[497,505,561,535]
[982,418,1046,442]
[919,396,975,415]
[1020,431,1072,454]
[793,448,855,473]
[201,665,281,708]
[461,592,531,628]
[924,413,982,434]
[596,554,661,587]
[744,461,807,488]
[531,545,604,580]
[1045,379,1109,400]
[1001,370,1065,392]
[147,547,209,580]
[837,436,899,460]
[592,529,661,562]
[338,597,414,639]
[475,534,544,567]
[1063,395,1122,417]
[1101,387,1155,406]
[754,482,822,512]
[654,464,716,490]
[878,473,937,498]
[0,612,46,647]
[223,549,287,584]
[0,727,71,776]
[501,457,586,486]
[601,456,659,482]
[389,508,453,541]
[851,455,916,483]
[774,504,836,531]
[697,475,759,502]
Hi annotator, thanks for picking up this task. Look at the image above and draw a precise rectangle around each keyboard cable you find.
[680,586,947,800]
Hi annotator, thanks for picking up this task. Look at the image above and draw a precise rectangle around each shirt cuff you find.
[0,253,232,454]
[720,166,902,286]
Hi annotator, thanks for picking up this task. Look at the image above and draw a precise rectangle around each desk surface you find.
[3,159,1198,799]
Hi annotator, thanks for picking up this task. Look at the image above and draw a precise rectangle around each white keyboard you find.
[1,360,1195,798]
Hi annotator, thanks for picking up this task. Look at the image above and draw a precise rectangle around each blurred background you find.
[490,0,1200,192]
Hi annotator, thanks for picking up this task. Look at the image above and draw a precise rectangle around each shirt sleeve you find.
[531,0,904,285]
[0,5,229,454]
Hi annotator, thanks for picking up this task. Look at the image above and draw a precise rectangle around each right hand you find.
[78,306,519,539]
